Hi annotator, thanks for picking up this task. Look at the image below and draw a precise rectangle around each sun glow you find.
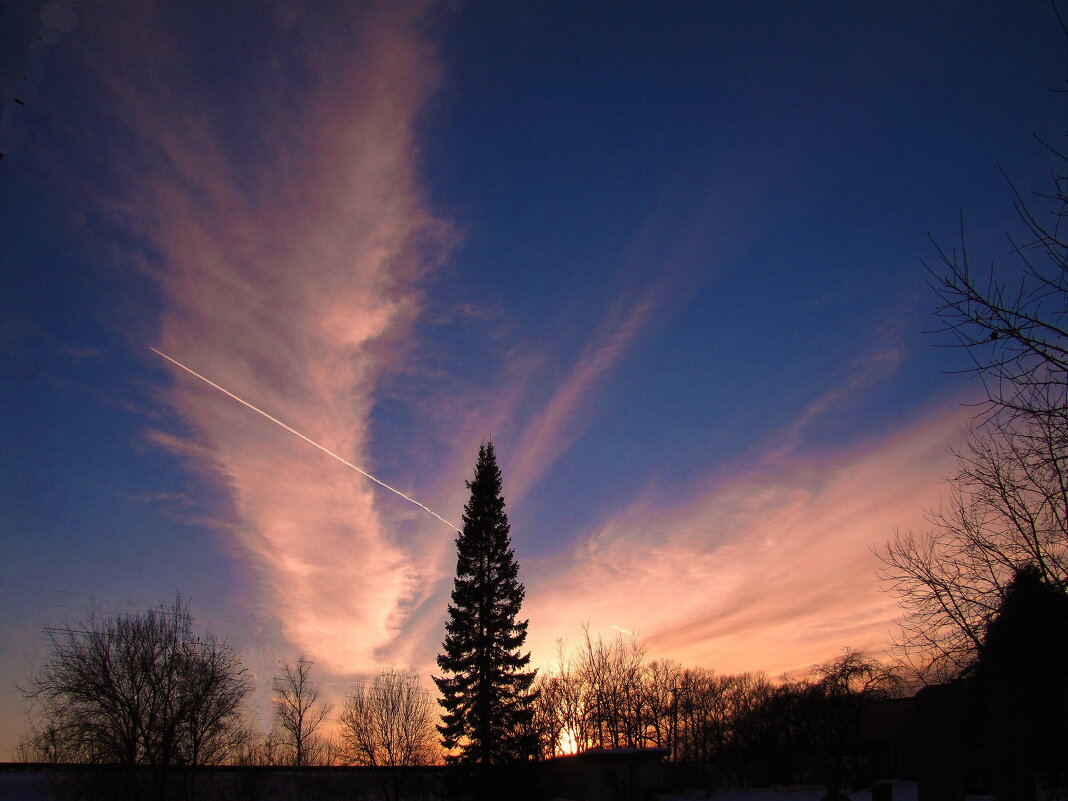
[557,727,579,756]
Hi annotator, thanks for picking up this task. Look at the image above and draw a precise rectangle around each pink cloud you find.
[494,156,777,507]
[505,297,658,503]
[764,344,905,463]
[87,5,454,675]
[523,401,973,677]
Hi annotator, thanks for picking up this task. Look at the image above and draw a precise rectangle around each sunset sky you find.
[1,1,1064,751]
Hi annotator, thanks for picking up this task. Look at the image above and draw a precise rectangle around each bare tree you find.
[881,391,1068,680]
[717,672,775,785]
[529,672,567,759]
[271,655,333,767]
[14,720,72,763]
[22,597,252,801]
[673,666,727,764]
[927,144,1067,422]
[811,648,902,701]
[575,627,646,750]
[237,726,285,767]
[881,119,1068,681]
[807,649,902,786]
[527,639,587,758]
[338,666,437,801]
[177,633,256,798]
[640,658,682,750]
[535,630,910,786]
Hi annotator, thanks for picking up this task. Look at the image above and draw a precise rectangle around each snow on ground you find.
[658,780,994,801]
[0,771,52,801]
[0,774,1000,801]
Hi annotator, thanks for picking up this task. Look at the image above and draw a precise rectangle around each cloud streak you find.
[523,399,972,677]
[150,347,459,532]
[498,142,784,509]
[506,296,658,503]
[85,4,454,674]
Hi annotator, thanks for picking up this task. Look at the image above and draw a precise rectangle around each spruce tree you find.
[434,442,537,769]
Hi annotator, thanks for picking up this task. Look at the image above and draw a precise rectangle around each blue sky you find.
[1,1,1064,750]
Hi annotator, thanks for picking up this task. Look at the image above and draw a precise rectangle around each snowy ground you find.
[0,774,1000,801]
[657,780,994,801]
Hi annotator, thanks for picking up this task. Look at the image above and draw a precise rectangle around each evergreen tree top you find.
[458,442,510,548]
[434,440,537,769]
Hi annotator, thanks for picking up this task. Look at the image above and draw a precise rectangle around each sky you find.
[1,0,1064,752]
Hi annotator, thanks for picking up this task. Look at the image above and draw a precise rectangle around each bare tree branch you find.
[271,655,334,767]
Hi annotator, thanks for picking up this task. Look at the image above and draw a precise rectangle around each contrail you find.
[150,347,459,532]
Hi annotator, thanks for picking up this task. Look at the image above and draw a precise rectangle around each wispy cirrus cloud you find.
[501,169,765,505]
[505,295,659,504]
[84,4,454,674]
[763,343,906,464]
[523,394,972,677]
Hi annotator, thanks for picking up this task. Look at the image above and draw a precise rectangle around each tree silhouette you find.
[22,597,252,801]
[926,146,1067,423]
[271,655,333,767]
[339,665,437,801]
[879,94,1068,681]
[434,442,537,776]
[974,563,1068,798]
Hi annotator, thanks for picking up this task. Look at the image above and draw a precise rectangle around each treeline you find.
[17,597,436,801]
[526,630,902,788]
[18,597,905,794]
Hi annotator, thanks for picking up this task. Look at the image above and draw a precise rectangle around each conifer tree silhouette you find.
[975,564,1068,798]
[434,442,537,775]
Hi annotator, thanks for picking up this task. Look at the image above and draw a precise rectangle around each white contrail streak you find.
[150,347,460,532]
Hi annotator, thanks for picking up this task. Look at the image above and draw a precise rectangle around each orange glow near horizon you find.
[557,728,579,756]
[515,401,972,681]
